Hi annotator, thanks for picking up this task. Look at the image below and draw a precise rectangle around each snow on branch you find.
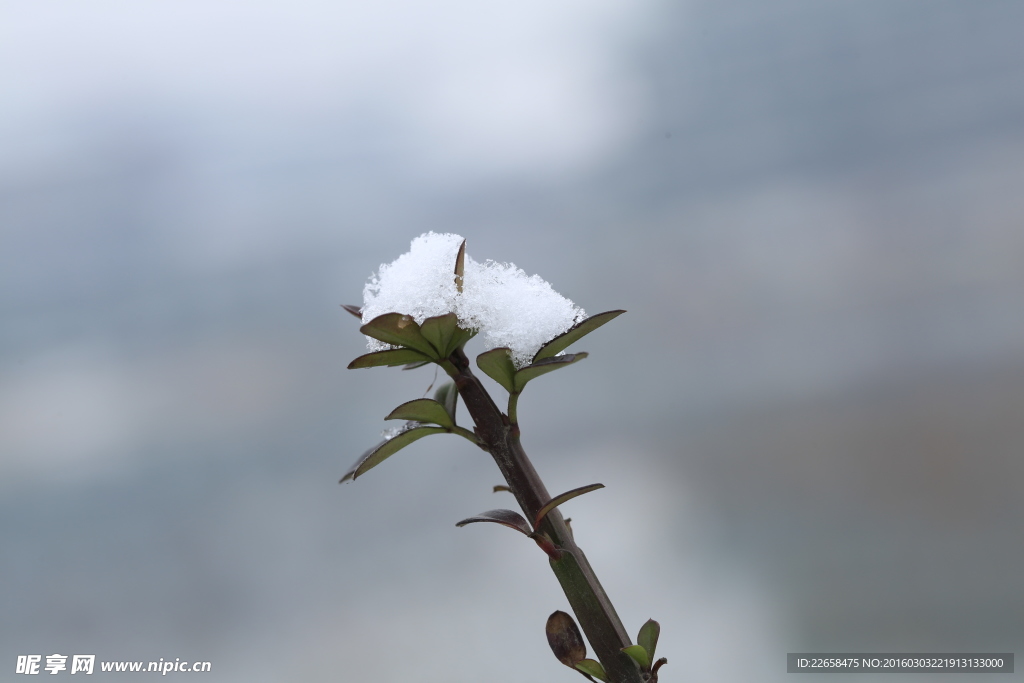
[361,232,586,367]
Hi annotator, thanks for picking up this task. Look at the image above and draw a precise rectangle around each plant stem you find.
[507,391,521,424]
[446,348,645,683]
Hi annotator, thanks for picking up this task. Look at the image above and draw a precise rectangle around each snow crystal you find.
[361,233,586,368]
[362,232,465,329]
[381,422,422,440]
[457,258,586,367]
[381,426,404,440]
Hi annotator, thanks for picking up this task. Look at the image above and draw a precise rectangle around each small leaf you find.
[348,348,433,369]
[492,485,511,493]
[513,353,588,392]
[533,310,626,363]
[546,611,587,668]
[420,313,459,357]
[360,313,437,358]
[534,483,605,530]
[433,382,459,423]
[402,360,432,370]
[446,325,477,355]
[340,425,447,482]
[454,239,466,293]
[476,347,517,394]
[575,659,609,682]
[385,399,453,429]
[621,645,650,670]
[637,619,660,661]
[455,509,533,536]
[342,304,362,318]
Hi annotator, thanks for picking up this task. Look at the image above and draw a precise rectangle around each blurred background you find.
[2,1,1023,681]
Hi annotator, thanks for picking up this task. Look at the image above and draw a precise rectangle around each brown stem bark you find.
[446,348,645,683]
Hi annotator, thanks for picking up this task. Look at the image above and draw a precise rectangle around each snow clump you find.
[361,232,586,368]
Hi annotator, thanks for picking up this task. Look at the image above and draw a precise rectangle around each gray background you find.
[2,1,1023,681]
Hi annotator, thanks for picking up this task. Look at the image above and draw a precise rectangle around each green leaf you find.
[545,611,587,668]
[402,360,432,370]
[533,483,605,530]
[420,313,459,357]
[637,619,660,661]
[455,509,533,536]
[621,645,650,671]
[348,348,433,369]
[447,325,477,355]
[433,382,459,423]
[385,399,453,429]
[513,353,588,392]
[575,659,609,682]
[340,425,447,482]
[533,310,626,362]
[476,347,517,394]
[412,312,475,357]
[359,313,437,358]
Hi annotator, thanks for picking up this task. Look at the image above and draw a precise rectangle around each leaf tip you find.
[533,483,606,530]
[637,618,661,660]
[454,240,466,293]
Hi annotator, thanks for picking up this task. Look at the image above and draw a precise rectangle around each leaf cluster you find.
[544,610,663,679]
[342,308,625,482]
[348,312,476,370]
[546,614,665,683]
